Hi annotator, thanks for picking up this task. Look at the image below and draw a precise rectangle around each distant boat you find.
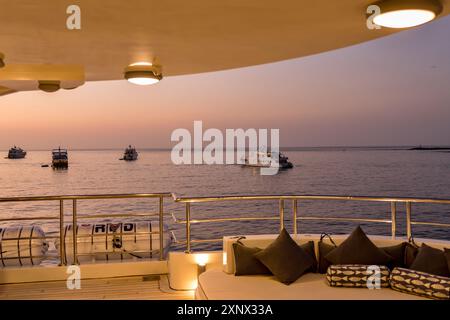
[52,147,68,169]
[7,146,27,159]
[242,152,293,169]
[122,145,138,161]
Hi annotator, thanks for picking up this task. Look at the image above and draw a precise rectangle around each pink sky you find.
[1,17,450,150]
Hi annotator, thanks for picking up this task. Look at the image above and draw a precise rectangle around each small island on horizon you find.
[409,146,450,151]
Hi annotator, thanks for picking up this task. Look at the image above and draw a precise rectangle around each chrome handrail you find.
[173,194,450,252]
[0,193,173,265]
[173,194,450,204]
[1,193,449,258]
[0,193,173,202]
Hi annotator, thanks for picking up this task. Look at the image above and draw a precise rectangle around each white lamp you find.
[371,0,442,28]
[195,253,209,275]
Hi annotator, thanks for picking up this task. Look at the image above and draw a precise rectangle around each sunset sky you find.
[1,16,449,150]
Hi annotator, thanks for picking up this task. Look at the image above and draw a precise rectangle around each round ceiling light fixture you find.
[38,80,61,93]
[371,0,443,28]
[124,62,163,85]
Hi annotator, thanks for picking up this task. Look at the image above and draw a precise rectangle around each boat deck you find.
[0,275,194,300]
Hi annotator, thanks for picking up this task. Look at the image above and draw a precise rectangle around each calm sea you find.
[0,149,449,250]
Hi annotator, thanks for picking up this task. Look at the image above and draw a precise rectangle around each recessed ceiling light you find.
[38,80,61,93]
[124,63,162,85]
[129,62,153,67]
[372,0,443,28]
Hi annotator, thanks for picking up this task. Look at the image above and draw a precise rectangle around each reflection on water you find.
[0,149,449,250]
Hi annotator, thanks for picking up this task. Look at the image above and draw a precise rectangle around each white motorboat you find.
[242,152,293,169]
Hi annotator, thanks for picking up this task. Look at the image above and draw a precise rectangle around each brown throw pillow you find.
[233,240,317,276]
[318,241,337,274]
[381,242,407,269]
[409,244,450,277]
[254,228,315,284]
[301,241,318,273]
[445,249,450,273]
[404,242,419,268]
[325,226,392,266]
[232,242,271,276]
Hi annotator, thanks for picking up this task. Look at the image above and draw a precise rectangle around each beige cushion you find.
[197,268,427,300]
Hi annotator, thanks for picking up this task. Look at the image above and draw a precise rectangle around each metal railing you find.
[172,194,450,252]
[0,193,172,265]
[1,193,450,259]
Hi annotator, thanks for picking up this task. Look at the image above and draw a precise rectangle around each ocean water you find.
[0,149,449,251]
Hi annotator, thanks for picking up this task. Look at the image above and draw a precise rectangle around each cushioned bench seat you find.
[196,268,426,300]
[193,234,449,300]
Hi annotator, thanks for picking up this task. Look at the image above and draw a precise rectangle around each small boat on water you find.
[278,153,294,169]
[52,147,68,169]
[242,152,293,169]
[122,145,138,161]
[7,146,27,159]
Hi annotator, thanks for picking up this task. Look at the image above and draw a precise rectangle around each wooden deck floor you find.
[0,275,194,300]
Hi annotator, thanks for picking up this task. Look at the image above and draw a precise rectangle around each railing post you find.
[159,196,164,260]
[279,199,285,231]
[390,202,397,239]
[72,199,78,265]
[59,200,66,265]
[293,199,298,235]
[185,202,191,253]
[406,202,412,239]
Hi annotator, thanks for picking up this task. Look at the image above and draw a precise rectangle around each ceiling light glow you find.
[127,77,160,85]
[124,63,162,85]
[371,0,442,28]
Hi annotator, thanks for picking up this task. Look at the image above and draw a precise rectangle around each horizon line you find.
[2,145,450,152]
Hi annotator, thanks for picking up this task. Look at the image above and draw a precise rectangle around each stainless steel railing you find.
[172,194,450,252]
[1,193,450,259]
[0,193,172,265]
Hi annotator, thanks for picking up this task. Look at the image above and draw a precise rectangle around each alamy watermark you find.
[366,265,382,289]
[66,265,81,290]
[366,5,382,30]
[66,5,81,30]
[64,4,384,31]
[171,121,281,175]
[64,4,388,32]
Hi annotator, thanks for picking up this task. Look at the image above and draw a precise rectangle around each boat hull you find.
[7,152,26,159]
[52,160,68,169]
[241,162,293,169]
[123,154,138,161]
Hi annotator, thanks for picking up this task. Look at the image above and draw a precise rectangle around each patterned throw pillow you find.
[390,267,450,300]
[326,265,390,288]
